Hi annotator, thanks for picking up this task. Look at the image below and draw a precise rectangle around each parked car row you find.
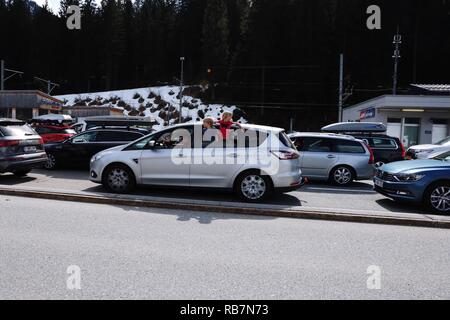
[1,117,449,213]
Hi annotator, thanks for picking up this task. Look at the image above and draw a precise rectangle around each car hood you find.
[97,144,126,155]
[409,144,440,151]
[382,159,450,174]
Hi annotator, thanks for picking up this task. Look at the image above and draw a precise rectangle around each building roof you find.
[344,95,450,112]
[411,84,450,92]
[0,90,63,110]
[0,90,63,103]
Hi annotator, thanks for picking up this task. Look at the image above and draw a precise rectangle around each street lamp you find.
[179,57,185,123]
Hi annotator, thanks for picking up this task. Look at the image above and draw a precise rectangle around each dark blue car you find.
[373,151,450,214]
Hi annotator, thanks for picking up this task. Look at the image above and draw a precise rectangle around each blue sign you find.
[360,107,376,120]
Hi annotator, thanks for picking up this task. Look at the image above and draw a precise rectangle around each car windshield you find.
[0,124,37,137]
[436,136,450,146]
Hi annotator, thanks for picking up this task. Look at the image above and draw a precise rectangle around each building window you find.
[15,108,33,120]
[403,118,421,148]
[0,108,13,118]
[387,117,421,148]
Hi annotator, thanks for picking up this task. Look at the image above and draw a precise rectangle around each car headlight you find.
[392,173,425,182]
[91,154,104,163]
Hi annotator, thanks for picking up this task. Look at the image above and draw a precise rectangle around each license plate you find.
[374,179,384,188]
[24,146,36,153]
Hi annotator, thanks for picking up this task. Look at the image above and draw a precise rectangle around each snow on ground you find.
[56,86,247,131]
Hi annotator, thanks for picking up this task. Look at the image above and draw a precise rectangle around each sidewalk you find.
[1,183,449,229]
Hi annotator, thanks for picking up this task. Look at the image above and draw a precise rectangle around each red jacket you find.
[218,120,235,139]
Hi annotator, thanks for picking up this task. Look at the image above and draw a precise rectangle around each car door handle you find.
[227,153,238,158]
[327,155,336,159]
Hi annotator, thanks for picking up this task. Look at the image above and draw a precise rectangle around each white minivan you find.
[89,123,303,202]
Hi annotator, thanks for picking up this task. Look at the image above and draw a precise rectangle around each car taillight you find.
[363,142,375,164]
[39,138,44,145]
[0,140,20,147]
[271,150,299,160]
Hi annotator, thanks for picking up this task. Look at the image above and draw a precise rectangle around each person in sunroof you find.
[217,112,241,140]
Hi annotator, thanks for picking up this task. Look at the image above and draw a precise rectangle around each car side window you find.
[95,131,142,142]
[371,138,397,149]
[293,138,304,151]
[304,138,332,152]
[39,127,50,134]
[154,126,193,149]
[333,139,365,154]
[127,135,154,150]
[72,131,97,143]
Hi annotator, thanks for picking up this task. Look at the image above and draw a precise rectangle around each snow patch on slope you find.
[56,86,247,131]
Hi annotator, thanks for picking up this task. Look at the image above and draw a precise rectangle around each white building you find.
[343,86,450,147]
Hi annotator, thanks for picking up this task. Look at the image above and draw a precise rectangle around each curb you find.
[0,187,449,229]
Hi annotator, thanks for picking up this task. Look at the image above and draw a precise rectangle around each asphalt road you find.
[0,169,431,215]
[0,195,449,299]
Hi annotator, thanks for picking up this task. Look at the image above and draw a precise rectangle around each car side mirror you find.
[147,140,156,149]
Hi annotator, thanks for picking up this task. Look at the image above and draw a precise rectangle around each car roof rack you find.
[87,125,151,132]
[84,116,156,128]
[321,122,387,134]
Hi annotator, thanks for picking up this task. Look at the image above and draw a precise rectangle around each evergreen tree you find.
[201,0,230,72]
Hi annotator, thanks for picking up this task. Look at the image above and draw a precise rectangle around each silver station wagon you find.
[90,123,303,202]
[288,133,375,186]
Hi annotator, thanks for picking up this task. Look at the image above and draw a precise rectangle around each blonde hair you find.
[221,112,233,121]
[203,117,214,126]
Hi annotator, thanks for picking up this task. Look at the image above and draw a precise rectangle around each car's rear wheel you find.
[235,170,272,203]
[330,166,354,186]
[13,170,31,177]
[44,153,57,170]
[425,182,450,215]
[103,164,136,194]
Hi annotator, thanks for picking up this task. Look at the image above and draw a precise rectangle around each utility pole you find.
[261,65,265,117]
[338,53,344,122]
[179,56,185,124]
[392,26,402,95]
[34,76,60,95]
[1,60,24,91]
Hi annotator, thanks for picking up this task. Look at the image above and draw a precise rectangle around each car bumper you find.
[271,166,303,189]
[373,177,423,202]
[89,160,103,183]
[0,153,47,173]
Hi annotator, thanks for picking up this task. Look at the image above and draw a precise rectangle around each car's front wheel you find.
[425,182,450,215]
[235,170,272,203]
[103,164,136,194]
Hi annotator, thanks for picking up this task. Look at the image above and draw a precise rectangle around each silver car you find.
[90,123,303,202]
[288,133,375,186]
